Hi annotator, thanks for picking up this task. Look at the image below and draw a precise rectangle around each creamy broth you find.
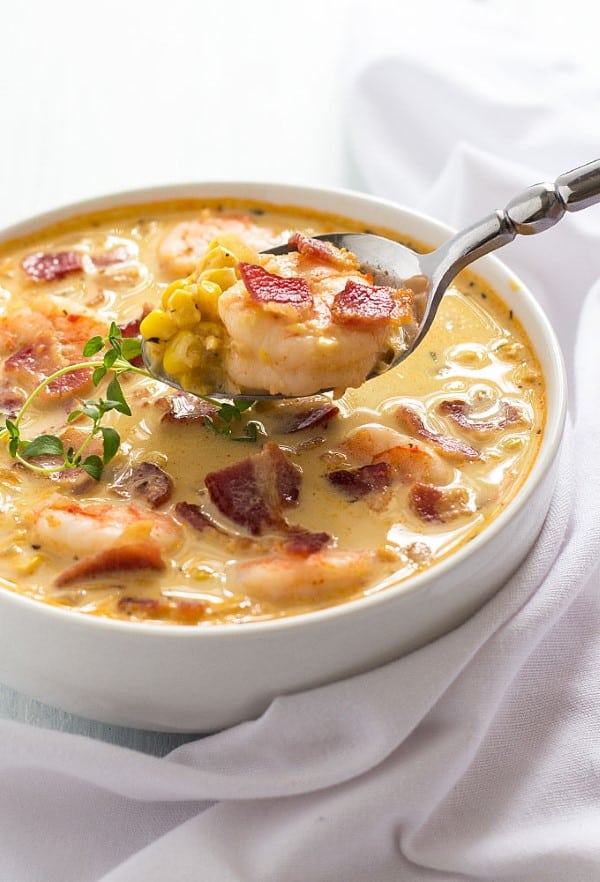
[0,200,545,624]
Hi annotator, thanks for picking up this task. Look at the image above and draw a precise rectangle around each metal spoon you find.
[143,159,600,399]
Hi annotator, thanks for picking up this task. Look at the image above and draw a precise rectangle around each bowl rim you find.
[0,181,568,639]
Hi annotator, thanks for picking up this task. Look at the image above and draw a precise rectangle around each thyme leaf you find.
[0,327,263,480]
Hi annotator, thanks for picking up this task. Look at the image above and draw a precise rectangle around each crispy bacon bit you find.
[439,399,525,434]
[110,462,174,508]
[239,262,312,307]
[54,540,165,586]
[270,402,340,434]
[118,595,207,623]
[396,405,482,461]
[331,280,413,326]
[409,483,472,523]
[288,232,360,270]
[282,529,331,556]
[21,251,83,282]
[175,501,215,533]
[328,461,392,500]
[118,305,151,367]
[205,442,302,535]
[159,393,219,425]
[0,382,25,416]
[92,246,131,268]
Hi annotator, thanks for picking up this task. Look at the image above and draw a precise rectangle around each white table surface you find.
[1,0,596,755]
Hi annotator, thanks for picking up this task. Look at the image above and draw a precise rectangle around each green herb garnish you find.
[1,326,261,480]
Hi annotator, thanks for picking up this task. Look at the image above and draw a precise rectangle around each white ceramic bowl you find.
[0,182,567,732]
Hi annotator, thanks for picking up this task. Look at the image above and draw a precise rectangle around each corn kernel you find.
[195,279,222,321]
[140,309,178,341]
[163,330,204,376]
[15,554,44,575]
[201,267,237,291]
[165,288,201,328]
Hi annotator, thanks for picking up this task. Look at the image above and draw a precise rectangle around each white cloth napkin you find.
[2,3,600,880]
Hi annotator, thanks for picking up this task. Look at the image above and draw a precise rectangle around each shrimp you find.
[26,493,182,559]
[228,547,374,604]
[0,295,107,400]
[158,214,282,278]
[218,250,401,397]
[340,424,453,485]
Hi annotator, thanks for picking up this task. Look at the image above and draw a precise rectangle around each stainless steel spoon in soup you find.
[143,159,600,399]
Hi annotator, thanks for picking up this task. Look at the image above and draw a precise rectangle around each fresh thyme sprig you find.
[1,324,262,480]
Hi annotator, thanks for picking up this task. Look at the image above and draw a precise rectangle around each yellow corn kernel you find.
[161,278,191,309]
[139,309,178,341]
[15,554,44,575]
[210,233,261,265]
[201,267,237,291]
[165,288,201,328]
[196,244,238,273]
[163,330,204,376]
[195,280,222,321]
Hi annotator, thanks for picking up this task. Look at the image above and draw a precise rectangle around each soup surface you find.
[0,199,545,625]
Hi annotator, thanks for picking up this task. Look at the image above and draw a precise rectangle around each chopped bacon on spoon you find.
[205,442,301,535]
[238,262,313,314]
[409,483,473,523]
[55,540,165,587]
[328,462,392,500]
[21,251,83,282]
[331,280,414,326]
[438,399,526,434]
[110,462,174,508]
[396,405,482,461]
[287,232,361,271]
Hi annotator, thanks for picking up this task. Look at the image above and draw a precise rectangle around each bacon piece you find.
[282,529,331,556]
[175,501,215,533]
[0,382,25,416]
[328,461,392,500]
[288,232,360,271]
[270,401,339,434]
[205,442,302,535]
[54,540,165,586]
[159,393,219,425]
[438,399,525,434]
[117,595,208,623]
[22,251,83,282]
[239,262,312,308]
[396,405,482,461]
[92,246,132,268]
[331,280,413,325]
[110,462,174,508]
[118,305,151,368]
[409,483,472,523]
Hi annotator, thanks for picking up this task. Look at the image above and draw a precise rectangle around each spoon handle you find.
[427,159,600,290]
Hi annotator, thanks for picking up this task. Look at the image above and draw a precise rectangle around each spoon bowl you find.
[143,159,600,400]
